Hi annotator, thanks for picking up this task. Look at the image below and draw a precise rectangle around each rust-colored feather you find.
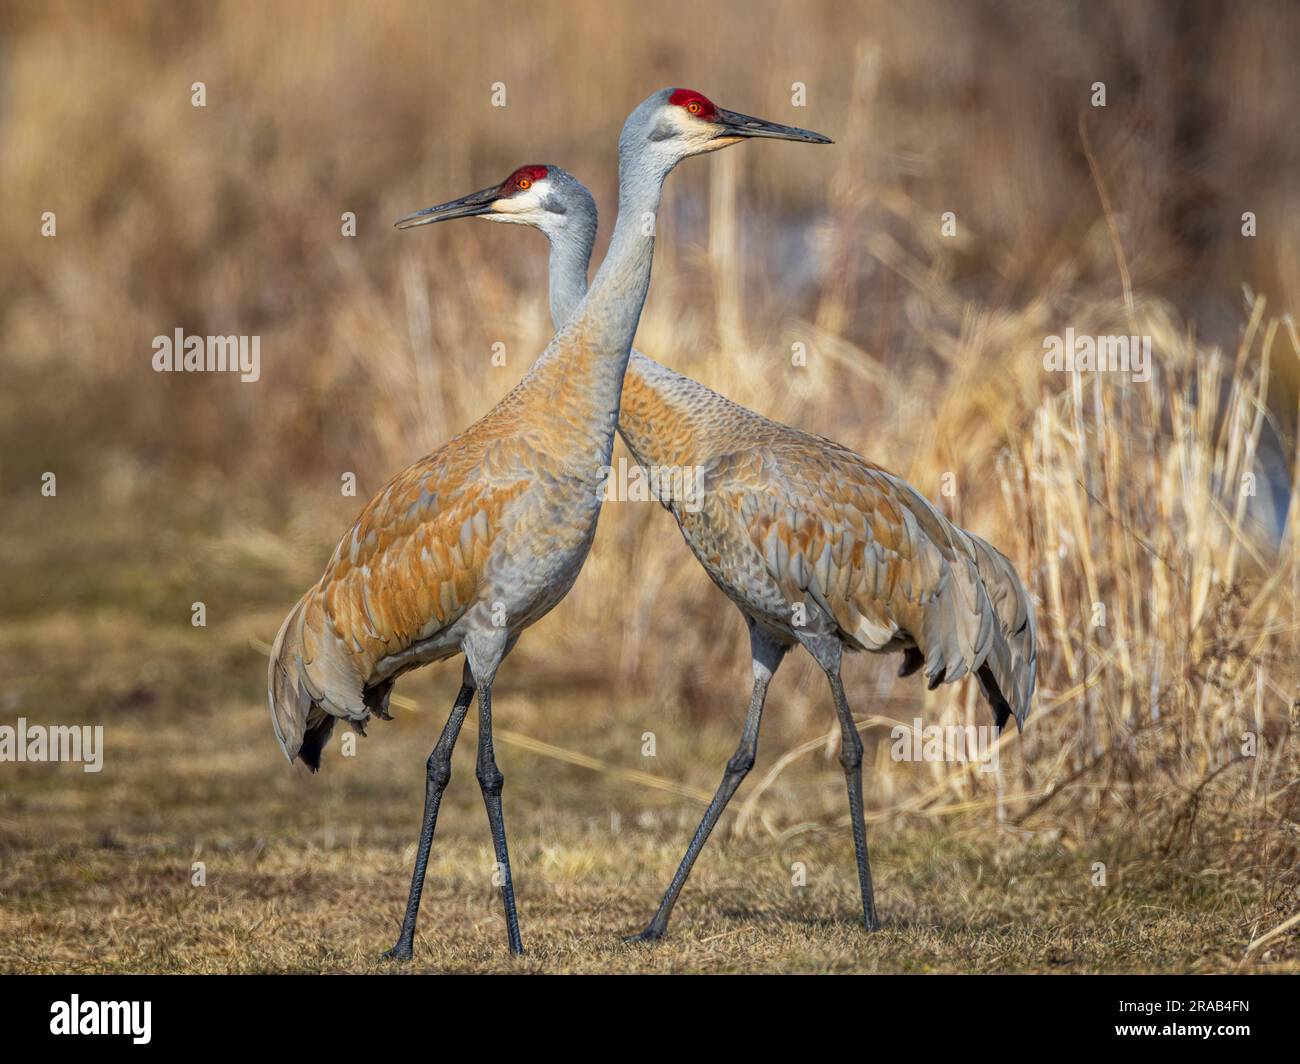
[268,336,625,765]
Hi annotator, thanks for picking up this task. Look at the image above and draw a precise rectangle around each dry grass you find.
[0,615,1290,974]
[1,0,1298,972]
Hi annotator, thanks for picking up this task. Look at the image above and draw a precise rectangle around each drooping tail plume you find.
[967,534,1037,730]
[267,590,361,771]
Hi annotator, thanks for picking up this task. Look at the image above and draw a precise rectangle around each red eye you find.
[500,165,547,196]
[669,89,717,120]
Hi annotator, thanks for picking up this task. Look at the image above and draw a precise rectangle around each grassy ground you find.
[3,1,1298,975]
[0,611,1291,975]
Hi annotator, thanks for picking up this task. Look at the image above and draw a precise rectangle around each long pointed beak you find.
[714,107,833,144]
[394,184,500,229]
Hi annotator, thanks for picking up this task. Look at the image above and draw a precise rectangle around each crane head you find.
[394,165,565,231]
[622,87,832,166]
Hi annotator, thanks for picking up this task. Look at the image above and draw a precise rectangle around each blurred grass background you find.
[1,0,1297,971]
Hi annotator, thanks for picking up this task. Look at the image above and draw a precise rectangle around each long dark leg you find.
[826,668,879,930]
[382,666,474,961]
[475,679,524,955]
[629,626,787,942]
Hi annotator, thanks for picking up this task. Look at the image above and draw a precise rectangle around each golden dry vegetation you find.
[1,0,1297,972]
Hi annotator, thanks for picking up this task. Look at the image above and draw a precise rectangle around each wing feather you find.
[702,441,999,685]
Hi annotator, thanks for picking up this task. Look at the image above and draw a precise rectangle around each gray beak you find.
[394,184,500,229]
[714,107,833,144]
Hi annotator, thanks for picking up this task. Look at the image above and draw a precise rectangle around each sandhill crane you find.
[269,89,831,959]
[400,165,1037,941]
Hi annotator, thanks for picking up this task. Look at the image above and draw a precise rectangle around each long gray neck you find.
[546,213,594,329]
[564,155,665,361]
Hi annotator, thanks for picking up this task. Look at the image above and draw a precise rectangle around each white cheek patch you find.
[670,107,726,154]
[651,107,702,143]
[675,108,713,141]
[490,186,546,221]
[492,195,535,217]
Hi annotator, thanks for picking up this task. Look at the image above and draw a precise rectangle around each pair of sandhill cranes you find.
[269,87,1036,959]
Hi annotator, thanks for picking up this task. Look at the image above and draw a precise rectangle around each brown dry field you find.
[1,1,1298,973]
[0,605,1293,974]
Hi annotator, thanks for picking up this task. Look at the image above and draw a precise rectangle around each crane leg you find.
[825,668,880,931]
[475,678,525,955]
[628,625,786,943]
[382,663,475,962]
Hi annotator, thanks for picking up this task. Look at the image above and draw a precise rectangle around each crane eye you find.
[517,176,532,190]
[686,101,702,115]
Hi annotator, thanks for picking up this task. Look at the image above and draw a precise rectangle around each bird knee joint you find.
[477,766,504,794]
[726,751,756,776]
[839,744,863,771]
[426,755,452,788]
